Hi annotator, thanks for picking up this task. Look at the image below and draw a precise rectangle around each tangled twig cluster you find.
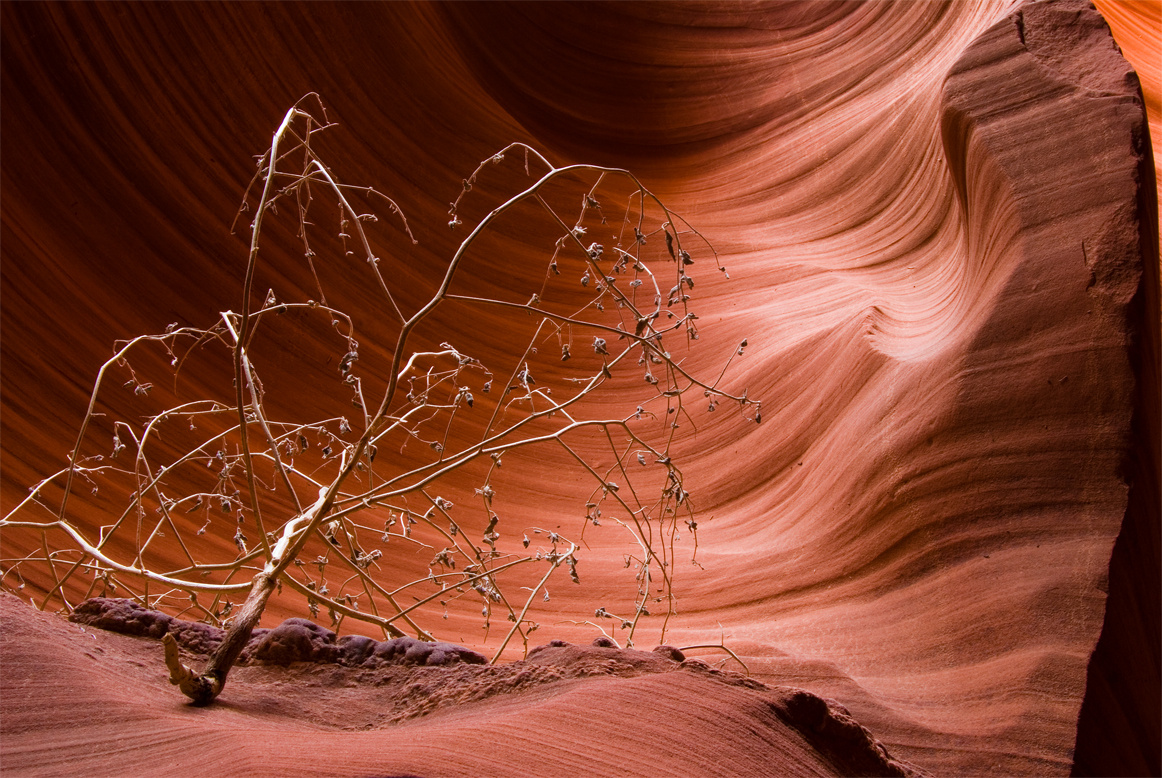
[1,94,759,704]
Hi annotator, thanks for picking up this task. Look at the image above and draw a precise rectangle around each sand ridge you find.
[1,594,920,777]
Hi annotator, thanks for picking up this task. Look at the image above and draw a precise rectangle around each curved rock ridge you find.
[0,1,1156,776]
[1079,5,1161,774]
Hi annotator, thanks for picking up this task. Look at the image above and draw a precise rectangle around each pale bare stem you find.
[161,107,377,701]
[338,410,633,517]
[235,201,280,544]
[305,542,393,634]
[482,321,552,440]
[54,328,206,536]
[602,429,651,523]
[129,436,157,573]
[678,643,751,675]
[555,430,685,645]
[226,100,353,537]
[279,570,409,639]
[164,545,266,579]
[221,311,303,520]
[163,468,353,704]
[302,160,407,323]
[441,293,751,413]
[418,490,492,570]
[491,540,576,662]
[293,170,325,306]
[231,94,335,231]
[447,142,555,229]
[37,535,69,611]
[383,556,535,628]
[3,515,253,595]
[95,411,241,556]
[80,562,102,602]
[553,441,664,640]
[557,619,620,646]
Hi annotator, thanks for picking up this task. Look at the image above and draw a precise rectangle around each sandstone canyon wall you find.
[1,2,1157,775]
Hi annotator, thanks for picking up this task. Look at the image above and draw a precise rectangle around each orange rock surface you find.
[1,1,1157,775]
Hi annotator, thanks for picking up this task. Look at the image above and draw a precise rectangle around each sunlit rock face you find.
[1,2,1156,776]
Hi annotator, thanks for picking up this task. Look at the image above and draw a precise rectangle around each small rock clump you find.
[70,597,175,639]
[69,598,485,668]
[244,618,486,667]
[769,688,921,778]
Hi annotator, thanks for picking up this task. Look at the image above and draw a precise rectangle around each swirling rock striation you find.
[0,1,1156,776]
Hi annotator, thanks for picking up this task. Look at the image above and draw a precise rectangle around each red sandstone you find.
[1,2,1157,775]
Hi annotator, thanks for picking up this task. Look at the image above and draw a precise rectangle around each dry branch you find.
[0,95,759,704]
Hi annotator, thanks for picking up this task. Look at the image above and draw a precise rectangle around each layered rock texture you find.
[1,2,1157,776]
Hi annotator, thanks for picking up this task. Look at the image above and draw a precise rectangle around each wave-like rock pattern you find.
[1,2,1156,775]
